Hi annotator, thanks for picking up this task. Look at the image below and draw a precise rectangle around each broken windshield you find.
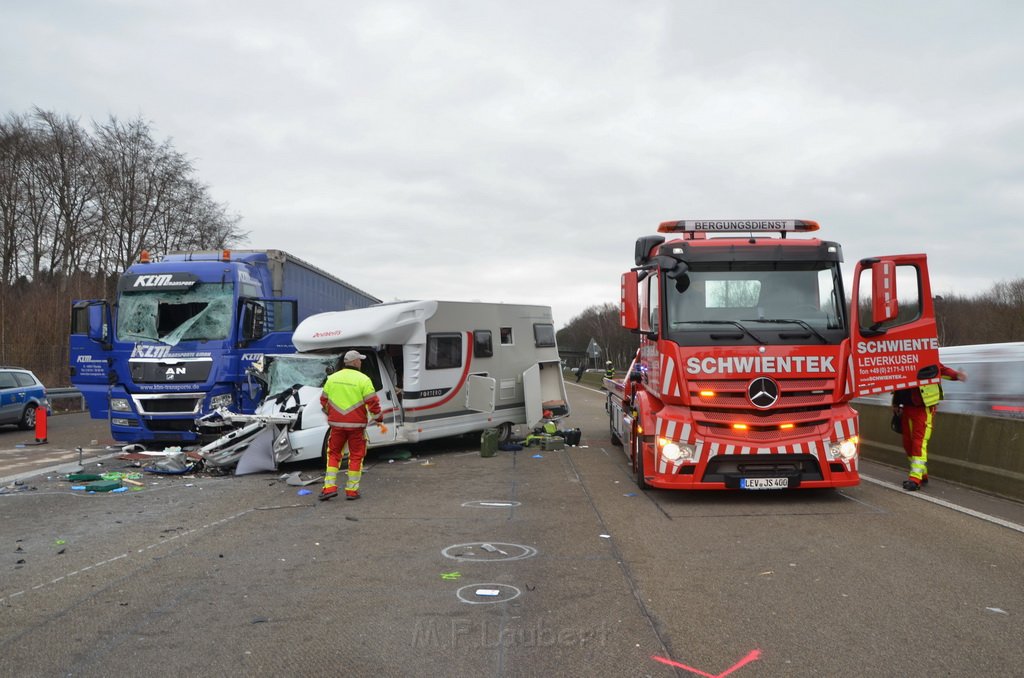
[117,283,234,346]
[664,263,846,346]
[264,354,340,397]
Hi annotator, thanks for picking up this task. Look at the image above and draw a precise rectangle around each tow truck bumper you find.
[644,452,860,490]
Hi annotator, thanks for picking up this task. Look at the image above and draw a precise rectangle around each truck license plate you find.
[740,477,789,490]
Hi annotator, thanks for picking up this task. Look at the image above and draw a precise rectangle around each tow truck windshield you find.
[664,262,846,346]
[117,283,234,346]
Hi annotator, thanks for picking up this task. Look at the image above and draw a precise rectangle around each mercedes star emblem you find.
[747,376,780,409]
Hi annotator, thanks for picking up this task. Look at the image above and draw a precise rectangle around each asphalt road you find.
[1,389,1022,677]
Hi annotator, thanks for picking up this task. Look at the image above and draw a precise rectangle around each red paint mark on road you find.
[652,649,761,677]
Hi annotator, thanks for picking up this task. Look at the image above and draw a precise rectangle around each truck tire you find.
[633,434,651,490]
[609,417,622,446]
[495,422,513,443]
[18,403,37,431]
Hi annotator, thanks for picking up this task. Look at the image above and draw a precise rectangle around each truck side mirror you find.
[620,271,640,330]
[871,259,899,325]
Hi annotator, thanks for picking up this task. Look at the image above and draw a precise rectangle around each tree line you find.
[557,280,1024,371]
[0,109,245,385]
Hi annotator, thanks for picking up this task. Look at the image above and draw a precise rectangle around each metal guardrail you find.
[46,387,86,413]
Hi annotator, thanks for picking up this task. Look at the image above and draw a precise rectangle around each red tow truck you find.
[605,219,942,490]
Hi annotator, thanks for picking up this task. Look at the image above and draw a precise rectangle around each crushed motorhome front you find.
[199,300,570,469]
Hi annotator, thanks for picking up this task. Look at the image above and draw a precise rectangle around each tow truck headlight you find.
[658,439,696,462]
[830,436,859,460]
[111,398,131,412]
[660,440,682,461]
[210,393,234,410]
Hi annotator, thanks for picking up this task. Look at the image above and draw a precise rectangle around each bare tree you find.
[30,109,97,277]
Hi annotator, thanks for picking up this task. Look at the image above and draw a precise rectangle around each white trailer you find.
[198,300,570,468]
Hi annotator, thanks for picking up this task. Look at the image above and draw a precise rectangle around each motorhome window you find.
[533,323,555,348]
[474,330,493,358]
[117,283,233,346]
[500,327,513,345]
[427,333,463,370]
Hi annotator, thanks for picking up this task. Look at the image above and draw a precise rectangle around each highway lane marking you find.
[861,474,1024,534]
[0,510,252,606]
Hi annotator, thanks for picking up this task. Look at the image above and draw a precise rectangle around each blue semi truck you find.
[69,249,379,445]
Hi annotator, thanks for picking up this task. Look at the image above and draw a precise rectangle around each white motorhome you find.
[199,300,570,468]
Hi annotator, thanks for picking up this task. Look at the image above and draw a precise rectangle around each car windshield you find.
[117,283,234,346]
[663,262,846,346]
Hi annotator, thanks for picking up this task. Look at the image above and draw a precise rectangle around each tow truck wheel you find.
[609,416,622,446]
[633,435,650,490]
[18,403,37,431]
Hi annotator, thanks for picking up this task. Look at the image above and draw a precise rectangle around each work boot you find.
[319,487,338,501]
[902,479,921,492]
[921,474,929,485]
[345,490,360,501]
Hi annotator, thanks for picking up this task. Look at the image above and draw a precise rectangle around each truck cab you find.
[609,219,941,490]
[69,249,378,445]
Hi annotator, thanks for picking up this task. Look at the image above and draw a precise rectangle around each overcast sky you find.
[3,1,1021,328]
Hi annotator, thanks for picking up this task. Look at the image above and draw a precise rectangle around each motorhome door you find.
[366,349,401,445]
[523,360,570,428]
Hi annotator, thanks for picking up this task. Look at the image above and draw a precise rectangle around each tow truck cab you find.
[613,219,940,490]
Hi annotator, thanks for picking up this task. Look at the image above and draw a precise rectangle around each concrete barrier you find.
[855,402,1024,502]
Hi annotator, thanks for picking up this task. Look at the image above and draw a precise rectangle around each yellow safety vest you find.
[920,382,943,407]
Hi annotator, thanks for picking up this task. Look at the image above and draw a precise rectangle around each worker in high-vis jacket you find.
[319,350,383,501]
[892,362,966,492]
[604,361,615,379]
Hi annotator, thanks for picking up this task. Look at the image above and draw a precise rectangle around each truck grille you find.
[133,394,203,415]
[687,377,835,442]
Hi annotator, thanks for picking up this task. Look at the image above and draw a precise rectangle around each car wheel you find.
[495,422,513,443]
[18,404,37,430]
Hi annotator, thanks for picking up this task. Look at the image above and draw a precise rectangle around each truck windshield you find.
[117,284,234,346]
[664,262,846,346]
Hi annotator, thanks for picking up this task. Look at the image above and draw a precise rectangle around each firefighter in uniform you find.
[892,362,966,491]
[319,350,383,501]
[604,361,615,379]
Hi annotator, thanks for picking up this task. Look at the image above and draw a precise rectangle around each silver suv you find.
[0,367,50,430]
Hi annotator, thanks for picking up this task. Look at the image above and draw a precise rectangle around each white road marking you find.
[861,473,1024,534]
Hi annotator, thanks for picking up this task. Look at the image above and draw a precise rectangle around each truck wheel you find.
[495,422,513,443]
[633,435,650,490]
[609,417,622,446]
[18,404,37,430]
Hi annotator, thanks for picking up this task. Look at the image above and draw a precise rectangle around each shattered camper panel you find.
[201,300,570,469]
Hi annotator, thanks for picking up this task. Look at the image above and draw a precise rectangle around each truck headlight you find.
[111,398,132,412]
[210,393,233,410]
[659,439,696,461]
[830,436,859,460]
[660,440,682,461]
